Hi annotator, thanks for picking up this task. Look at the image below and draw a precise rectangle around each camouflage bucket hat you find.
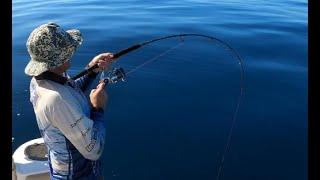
[25,22,83,76]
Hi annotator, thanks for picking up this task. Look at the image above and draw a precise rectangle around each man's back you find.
[30,77,104,179]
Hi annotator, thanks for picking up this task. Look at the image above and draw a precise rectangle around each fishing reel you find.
[100,67,126,84]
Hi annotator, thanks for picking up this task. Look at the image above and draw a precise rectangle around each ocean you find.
[12,0,307,179]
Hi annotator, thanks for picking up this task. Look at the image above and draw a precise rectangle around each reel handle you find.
[99,67,126,85]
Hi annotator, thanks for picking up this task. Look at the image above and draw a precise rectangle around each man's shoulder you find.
[32,78,83,112]
[32,78,65,99]
[36,90,64,111]
[33,81,64,106]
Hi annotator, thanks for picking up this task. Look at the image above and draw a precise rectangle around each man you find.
[25,22,115,179]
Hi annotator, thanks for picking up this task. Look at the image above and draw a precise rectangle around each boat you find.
[12,138,50,180]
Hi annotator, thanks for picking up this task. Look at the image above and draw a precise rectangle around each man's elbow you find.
[81,142,104,161]
[83,151,102,161]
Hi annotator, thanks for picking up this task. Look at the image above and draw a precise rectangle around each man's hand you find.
[87,53,116,73]
[90,81,107,109]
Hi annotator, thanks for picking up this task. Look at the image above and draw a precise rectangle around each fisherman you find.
[24,22,115,179]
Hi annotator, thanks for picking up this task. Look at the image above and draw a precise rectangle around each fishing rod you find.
[71,33,244,87]
[73,33,245,180]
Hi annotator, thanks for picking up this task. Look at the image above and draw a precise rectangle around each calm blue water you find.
[12,0,307,179]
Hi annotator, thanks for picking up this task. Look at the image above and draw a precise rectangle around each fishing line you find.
[126,42,184,75]
[73,34,245,179]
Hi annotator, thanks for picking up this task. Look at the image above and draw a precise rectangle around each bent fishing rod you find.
[71,33,244,87]
[72,33,245,180]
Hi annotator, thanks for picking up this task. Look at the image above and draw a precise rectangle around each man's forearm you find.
[73,71,98,91]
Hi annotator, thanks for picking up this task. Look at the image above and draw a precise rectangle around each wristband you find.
[91,107,104,113]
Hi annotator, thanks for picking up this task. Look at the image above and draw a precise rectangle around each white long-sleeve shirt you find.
[29,71,106,179]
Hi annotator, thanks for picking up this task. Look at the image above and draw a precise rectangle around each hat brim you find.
[66,29,83,47]
[25,29,83,76]
[24,59,50,76]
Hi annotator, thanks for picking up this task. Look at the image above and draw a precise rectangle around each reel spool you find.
[100,67,126,84]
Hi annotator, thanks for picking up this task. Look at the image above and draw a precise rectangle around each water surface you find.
[12,0,307,179]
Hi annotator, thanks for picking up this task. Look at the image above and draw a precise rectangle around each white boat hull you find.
[12,138,50,180]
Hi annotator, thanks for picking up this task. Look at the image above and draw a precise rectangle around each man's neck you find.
[49,70,65,76]
[35,71,68,85]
